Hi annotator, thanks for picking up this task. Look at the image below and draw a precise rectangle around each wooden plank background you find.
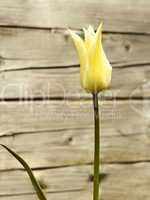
[0,0,150,199]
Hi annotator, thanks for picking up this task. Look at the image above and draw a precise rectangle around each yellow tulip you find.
[69,23,112,93]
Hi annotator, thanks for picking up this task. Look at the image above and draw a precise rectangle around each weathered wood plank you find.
[0,28,150,70]
[0,1,149,199]
[0,191,90,200]
[0,100,149,170]
[1,164,150,200]
[0,165,91,196]
[0,0,150,34]
[0,65,149,99]
[0,28,149,98]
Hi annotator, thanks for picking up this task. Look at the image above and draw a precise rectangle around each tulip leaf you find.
[0,144,47,200]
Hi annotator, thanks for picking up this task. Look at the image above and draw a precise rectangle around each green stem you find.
[92,92,100,200]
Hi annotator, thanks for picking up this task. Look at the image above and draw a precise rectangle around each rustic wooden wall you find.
[0,0,150,199]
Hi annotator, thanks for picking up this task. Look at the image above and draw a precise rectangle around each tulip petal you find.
[95,23,112,70]
[68,29,88,68]
[69,29,89,89]
[91,23,103,68]
[96,23,103,36]
[95,23,103,56]
[83,28,94,50]
[88,25,95,36]
[69,23,112,93]
[87,23,112,91]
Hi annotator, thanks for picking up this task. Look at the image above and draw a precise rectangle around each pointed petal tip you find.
[87,25,95,36]
[68,29,81,39]
[88,24,94,31]
[100,21,103,27]
[67,29,74,36]
[83,27,87,33]
[97,22,103,33]
[68,29,80,42]
[83,27,90,36]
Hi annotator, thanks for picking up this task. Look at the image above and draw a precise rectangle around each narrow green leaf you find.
[0,144,47,200]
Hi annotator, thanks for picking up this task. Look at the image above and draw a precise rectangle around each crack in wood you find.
[0,188,84,197]
[0,95,149,102]
[1,160,150,174]
[0,25,150,36]
[115,62,150,69]
[0,57,149,73]
[0,126,93,138]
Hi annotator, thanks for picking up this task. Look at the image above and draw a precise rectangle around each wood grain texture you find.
[0,0,150,34]
[0,65,149,99]
[1,164,150,200]
[0,191,90,200]
[0,100,149,170]
[0,28,149,99]
[0,0,149,199]
[0,28,150,70]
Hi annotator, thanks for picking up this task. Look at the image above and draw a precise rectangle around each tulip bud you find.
[69,23,112,93]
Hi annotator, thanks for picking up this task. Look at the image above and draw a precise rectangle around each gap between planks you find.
[0,25,150,36]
